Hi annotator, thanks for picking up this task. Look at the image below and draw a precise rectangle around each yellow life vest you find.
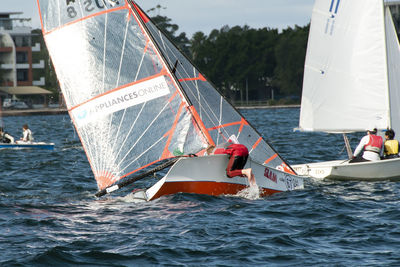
[384,140,399,155]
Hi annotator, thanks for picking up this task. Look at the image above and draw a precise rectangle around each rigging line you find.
[102,14,108,93]
[116,15,130,88]
[194,68,202,119]
[160,51,223,131]
[217,96,223,145]
[149,35,273,157]
[115,100,170,169]
[184,84,232,139]
[57,0,61,27]
[88,125,106,175]
[119,134,165,173]
[101,12,131,174]
[134,42,148,82]
[153,43,229,140]
[159,30,174,67]
[100,12,111,175]
[109,102,146,168]
[107,42,147,165]
[74,123,98,175]
[77,0,102,174]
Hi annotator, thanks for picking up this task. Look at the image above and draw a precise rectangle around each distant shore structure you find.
[0,12,51,108]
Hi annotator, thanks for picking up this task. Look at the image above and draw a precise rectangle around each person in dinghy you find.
[350,128,384,163]
[207,137,257,187]
[16,124,33,144]
[0,127,14,143]
[383,129,400,159]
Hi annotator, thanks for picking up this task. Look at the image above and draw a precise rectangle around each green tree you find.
[31,29,59,100]
[150,15,191,57]
[272,25,309,97]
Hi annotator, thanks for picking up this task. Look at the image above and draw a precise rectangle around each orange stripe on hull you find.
[148,181,281,201]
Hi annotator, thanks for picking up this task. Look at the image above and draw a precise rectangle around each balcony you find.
[32,60,44,69]
[33,77,45,86]
[32,43,40,52]
[16,63,29,69]
[1,63,14,69]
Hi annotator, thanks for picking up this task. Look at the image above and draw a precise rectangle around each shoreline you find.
[1,108,68,117]
[236,104,299,109]
[1,104,300,117]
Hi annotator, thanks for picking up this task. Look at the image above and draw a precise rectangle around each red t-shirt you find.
[213,144,249,157]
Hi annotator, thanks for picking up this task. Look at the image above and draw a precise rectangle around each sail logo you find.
[264,168,277,183]
[77,110,88,120]
[71,76,170,127]
[325,0,341,35]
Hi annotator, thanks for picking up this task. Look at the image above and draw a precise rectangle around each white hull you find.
[0,142,55,150]
[130,155,304,201]
[292,157,400,181]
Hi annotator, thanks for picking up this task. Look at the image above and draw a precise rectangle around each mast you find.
[383,0,392,130]
[127,0,215,147]
[127,1,293,170]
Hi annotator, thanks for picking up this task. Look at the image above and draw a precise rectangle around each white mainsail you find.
[385,6,400,133]
[299,0,400,133]
[37,0,293,192]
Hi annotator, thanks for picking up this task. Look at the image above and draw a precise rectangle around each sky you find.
[3,0,314,37]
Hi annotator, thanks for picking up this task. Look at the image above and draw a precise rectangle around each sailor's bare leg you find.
[241,168,256,187]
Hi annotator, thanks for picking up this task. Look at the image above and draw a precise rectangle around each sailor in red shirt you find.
[207,143,256,187]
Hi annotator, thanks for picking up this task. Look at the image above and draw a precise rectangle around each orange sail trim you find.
[179,73,207,82]
[128,3,190,108]
[207,121,242,131]
[36,0,45,33]
[41,5,128,36]
[264,153,278,165]
[131,2,150,23]
[68,72,166,112]
[161,102,186,159]
[167,89,179,103]
[95,170,117,190]
[68,111,101,187]
[238,118,249,133]
[252,137,262,151]
[189,106,215,146]
[207,118,249,132]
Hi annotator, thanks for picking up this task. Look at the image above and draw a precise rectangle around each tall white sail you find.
[36,0,292,192]
[299,0,390,132]
[385,6,400,133]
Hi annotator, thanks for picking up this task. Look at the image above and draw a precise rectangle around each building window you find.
[13,36,31,47]
[16,52,28,63]
[17,69,28,81]
[22,36,31,47]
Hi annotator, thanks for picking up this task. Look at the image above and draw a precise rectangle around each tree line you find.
[151,15,309,105]
[34,13,310,105]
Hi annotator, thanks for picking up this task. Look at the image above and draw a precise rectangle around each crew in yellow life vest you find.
[384,129,399,159]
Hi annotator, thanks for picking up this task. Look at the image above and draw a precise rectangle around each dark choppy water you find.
[1,108,400,266]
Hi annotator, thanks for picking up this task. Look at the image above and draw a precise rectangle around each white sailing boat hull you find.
[140,155,303,201]
[292,158,400,181]
[0,142,55,150]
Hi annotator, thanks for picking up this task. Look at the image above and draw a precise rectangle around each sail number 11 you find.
[66,0,120,19]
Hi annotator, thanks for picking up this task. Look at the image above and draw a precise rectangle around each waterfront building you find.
[0,12,50,108]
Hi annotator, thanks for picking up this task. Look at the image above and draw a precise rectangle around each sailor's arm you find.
[5,133,14,143]
[353,136,368,157]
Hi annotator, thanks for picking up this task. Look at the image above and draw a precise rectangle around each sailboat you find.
[36,0,303,200]
[292,0,400,180]
[0,102,54,150]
